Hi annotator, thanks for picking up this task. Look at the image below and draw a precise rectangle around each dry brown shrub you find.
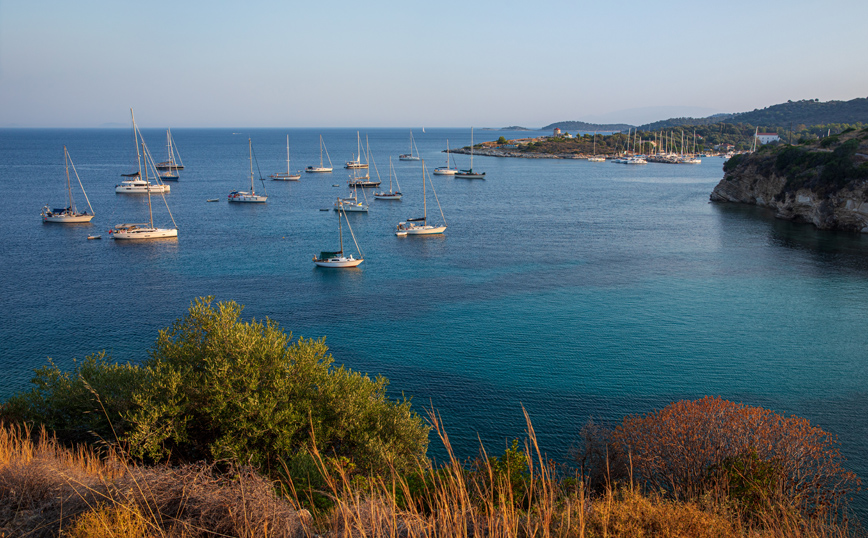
[610,397,859,518]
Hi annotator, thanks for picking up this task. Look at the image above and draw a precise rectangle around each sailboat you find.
[454,127,485,179]
[313,207,364,268]
[155,129,184,170]
[396,159,447,236]
[334,183,368,212]
[111,109,178,240]
[306,135,334,173]
[345,132,369,169]
[42,146,95,223]
[374,157,402,200]
[433,139,459,175]
[270,135,302,180]
[398,131,420,161]
[348,135,380,188]
[588,131,606,162]
[229,138,268,203]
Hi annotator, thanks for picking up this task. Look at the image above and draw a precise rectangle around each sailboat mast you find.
[131,109,142,181]
[320,135,324,167]
[338,209,345,254]
[64,146,74,212]
[470,128,474,170]
[421,158,428,222]
[143,141,154,228]
[248,138,255,194]
[286,135,290,175]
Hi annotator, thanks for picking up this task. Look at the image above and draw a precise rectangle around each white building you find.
[756,132,780,144]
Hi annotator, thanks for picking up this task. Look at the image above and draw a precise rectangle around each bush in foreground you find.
[1,297,430,479]
[608,396,859,521]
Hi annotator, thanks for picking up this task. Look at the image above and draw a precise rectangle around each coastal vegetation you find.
[522,98,868,155]
[711,127,868,231]
[0,299,862,537]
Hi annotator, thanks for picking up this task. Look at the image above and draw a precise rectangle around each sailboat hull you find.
[111,227,178,240]
[42,213,94,223]
[396,224,446,236]
[432,168,458,175]
[374,192,402,200]
[115,181,170,194]
[454,172,485,179]
[156,163,183,171]
[306,167,333,173]
[228,193,267,203]
[313,256,364,268]
[270,173,300,181]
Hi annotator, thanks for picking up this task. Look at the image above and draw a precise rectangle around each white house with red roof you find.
[756,132,780,144]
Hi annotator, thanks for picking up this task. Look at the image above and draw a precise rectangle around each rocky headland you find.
[710,128,868,232]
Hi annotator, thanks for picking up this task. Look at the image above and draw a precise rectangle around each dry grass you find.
[0,415,861,538]
[0,422,311,537]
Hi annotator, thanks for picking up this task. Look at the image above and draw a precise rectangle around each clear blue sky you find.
[1,0,866,128]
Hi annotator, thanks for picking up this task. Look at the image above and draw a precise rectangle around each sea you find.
[2,127,868,515]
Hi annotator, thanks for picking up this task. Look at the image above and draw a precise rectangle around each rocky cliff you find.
[710,130,868,232]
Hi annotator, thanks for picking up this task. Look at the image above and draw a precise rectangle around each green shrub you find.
[0,352,143,444]
[127,297,429,475]
[723,153,745,172]
[820,135,839,148]
[2,298,431,479]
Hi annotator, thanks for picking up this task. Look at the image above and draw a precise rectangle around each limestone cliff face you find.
[710,152,868,233]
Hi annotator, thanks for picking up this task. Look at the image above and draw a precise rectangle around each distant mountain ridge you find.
[541,97,868,133]
[541,120,633,132]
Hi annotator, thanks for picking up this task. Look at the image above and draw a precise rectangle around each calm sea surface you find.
[2,127,868,513]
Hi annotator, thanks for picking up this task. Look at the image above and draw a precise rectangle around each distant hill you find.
[725,98,868,128]
[481,126,536,131]
[638,98,868,131]
[639,114,731,131]
[541,120,633,132]
[541,98,868,134]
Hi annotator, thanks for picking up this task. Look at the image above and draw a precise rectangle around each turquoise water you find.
[2,127,868,513]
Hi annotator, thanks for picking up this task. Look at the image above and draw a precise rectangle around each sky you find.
[1,0,866,128]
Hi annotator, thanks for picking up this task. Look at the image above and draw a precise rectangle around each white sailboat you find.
[156,128,184,170]
[433,139,459,175]
[42,146,95,223]
[111,109,178,240]
[334,184,368,212]
[348,135,380,188]
[306,135,334,173]
[398,131,420,161]
[270,135,302,180]
[588,131,606,162]
[374,157,403,200]
[345,132,369,169]
[454,127,485,179]
[396,159,447,236]
[229,138,268,203]
[313,207,364,268]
